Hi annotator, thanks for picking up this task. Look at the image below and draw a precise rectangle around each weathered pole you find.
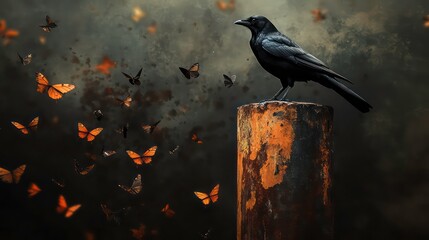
[237,101,333,240]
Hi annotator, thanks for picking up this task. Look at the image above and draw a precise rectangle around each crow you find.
[234,15,372,113]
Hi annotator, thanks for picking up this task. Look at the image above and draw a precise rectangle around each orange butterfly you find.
[0,165,26,184]
[28,183,42,198]
[0,19,19,45]
[116,95,132,108]
[96,56,116,75]
[126,146,157,165]
[179,63,199,79]
[132,6,145,22]
[56,195,81,218]
[141,120,160,134]
[216,0,235,11]
[118,174,142,194]
[161,204,175,218]
[130,224,146,240]
[78,123,103,141]
[192,133,203,144]
[11,116,39,134]
[147,22,157,35]
[36,72,75,100]
[311,8,327,22]
[194,184,220,205]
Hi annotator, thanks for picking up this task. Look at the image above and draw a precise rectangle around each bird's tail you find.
[315,75,373,113]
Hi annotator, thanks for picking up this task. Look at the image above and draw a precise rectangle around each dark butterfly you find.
[116,123,129,138]
[17,53,32,66]
[118,174,142,194]
[100,203,130,224]
[101,145,117,158]
[51,178,65,188]
[74,159,95,175]
[169,145,179,155]
[179,63,199,79]
[223,74,236,88]
[116,95,132,108]
[122,68,142,85]
[40,15,57,32]
[311,9,326,23]
[142,120,160,134]
[93,109,103,121]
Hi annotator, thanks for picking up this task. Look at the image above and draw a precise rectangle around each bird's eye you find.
[251,18,256,24]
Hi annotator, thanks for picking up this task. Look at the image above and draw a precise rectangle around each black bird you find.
[234,15,372,113]
[122,68,142,85]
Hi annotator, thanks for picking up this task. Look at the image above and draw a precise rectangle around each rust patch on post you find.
[320,120,332,207]
[245,190,256,210]
[248,104,296,161]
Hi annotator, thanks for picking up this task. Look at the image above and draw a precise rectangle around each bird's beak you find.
[234,19,251,27]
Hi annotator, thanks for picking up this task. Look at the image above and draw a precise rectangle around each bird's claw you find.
[259,97,278,103]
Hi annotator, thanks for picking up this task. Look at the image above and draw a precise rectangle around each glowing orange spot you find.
[147,22,157,35]
[96,56,116,75]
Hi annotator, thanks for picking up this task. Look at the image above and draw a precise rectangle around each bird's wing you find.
[261,34,352,83]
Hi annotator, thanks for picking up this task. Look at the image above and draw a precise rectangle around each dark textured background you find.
[0,0,428,239]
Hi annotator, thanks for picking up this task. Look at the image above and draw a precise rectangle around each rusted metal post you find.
[237,101,333,240]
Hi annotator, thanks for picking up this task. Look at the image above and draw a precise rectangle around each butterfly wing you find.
[142,146,157,164]
[102,150,116,157]
[17,53,23,64]
[161,204,175,218]
[36,72,49,93]
[123,97,132,108]
[122,72,133,79]
[78,123,89,139]
[28,116,39,131]
[100,204,112,220]
[0,19,6,32]
[74,160,95,175]
[87,128,103,141]
[223,74,233,88]
[135,68,143,79]
[142,125,152,134]
[65,204,81,218]
[23,54,32,65]
[179,67,191,79]
[130,174,142,194]
[11,121,29,134]
[57,195,68,213]
[126,150,143,165]
[0,167,13,184]
[46,15,52,24]
[209,184,220,203]
[118,184,131,193]
[28,183,41,198]
[48,84,75,99]
[194,191,210,205]
[12,164,26,183]
[189,63,200,78]
[192,134,203,144]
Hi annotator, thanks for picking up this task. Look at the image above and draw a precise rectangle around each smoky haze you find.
[0,0,428,239]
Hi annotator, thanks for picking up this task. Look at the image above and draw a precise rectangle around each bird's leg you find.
[259,87,285,103]
[280,87,291,101]
[270,87,286,100]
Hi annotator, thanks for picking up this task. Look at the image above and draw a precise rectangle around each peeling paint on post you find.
[237,101,333,240]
